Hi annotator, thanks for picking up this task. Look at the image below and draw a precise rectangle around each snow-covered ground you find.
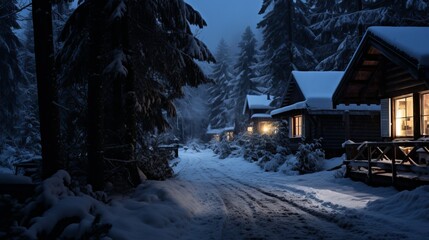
[97,149,427,239]
[7,149,429,239]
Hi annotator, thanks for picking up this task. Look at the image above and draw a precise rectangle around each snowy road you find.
[166,149,429,240]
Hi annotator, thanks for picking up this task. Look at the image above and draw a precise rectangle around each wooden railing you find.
[344,141,429,185]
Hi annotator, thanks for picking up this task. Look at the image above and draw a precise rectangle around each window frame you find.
[290,115,303,138]
[393,94,414,138]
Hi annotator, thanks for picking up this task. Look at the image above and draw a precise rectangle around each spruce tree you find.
[208,39,234,129]
[310,0,429,71]
[58,0,214,186]
[233,26,260,126]
[258,0,316,96]
[0,1,25,141]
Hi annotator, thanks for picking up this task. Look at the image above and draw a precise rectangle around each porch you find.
[344,141,429,189]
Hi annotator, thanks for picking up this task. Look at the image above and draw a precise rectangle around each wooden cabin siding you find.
[349,114,381,142]
[285,112,381,158]
[282,79,305,106]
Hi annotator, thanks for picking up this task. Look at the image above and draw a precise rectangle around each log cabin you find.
[332,26,429,188]
[243,94,278,135]
[271,71,380,158]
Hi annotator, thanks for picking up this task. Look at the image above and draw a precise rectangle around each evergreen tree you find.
[58,0,214,186]
[0,1,25,141]
[17,13,41,153]
[311,0,429,71]
[258,0,316,96]
[208,39,234,129]
[233,26,260,124]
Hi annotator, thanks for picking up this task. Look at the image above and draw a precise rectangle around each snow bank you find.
[367,186,429,221]
[0,173,32,184]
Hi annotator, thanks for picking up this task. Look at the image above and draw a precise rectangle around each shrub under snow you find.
[295,138,325,173]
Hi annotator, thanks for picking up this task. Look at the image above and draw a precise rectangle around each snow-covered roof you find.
[206,128,224,135]
[292,71,344,109]
[223,126,235,132]
[243,95,275,114]
[251,113,272,119]
[206,126,234,135]
[271,71,380,116]
[368,26,429,66]
[271,101,307,116]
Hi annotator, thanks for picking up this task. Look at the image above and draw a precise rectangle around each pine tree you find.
[208,39,234,129]
[310,0,429,71]
[57,0,214,186]
[233,26,261,124]
[258,0,316,96]
[0,1,26,141]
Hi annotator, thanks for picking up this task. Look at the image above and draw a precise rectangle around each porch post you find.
[413,93,420,140]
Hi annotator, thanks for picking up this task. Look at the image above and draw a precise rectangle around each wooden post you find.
[367,145,372,184]
[392,144,397,186]
[344,111,350,141]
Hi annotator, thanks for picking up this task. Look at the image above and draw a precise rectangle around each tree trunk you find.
[87,0,104,191]
[32,0,62,179]
[123,0,140,186]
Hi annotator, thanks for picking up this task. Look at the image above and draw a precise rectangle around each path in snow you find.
[168,151,394,239]
[170,149,425,240]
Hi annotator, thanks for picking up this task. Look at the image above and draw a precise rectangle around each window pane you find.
[421,94,429,135]
[395,96,413,137]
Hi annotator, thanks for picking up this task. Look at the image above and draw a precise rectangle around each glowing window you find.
[421,93,429,135]
[291,115,302,138]
[394,96,413,137]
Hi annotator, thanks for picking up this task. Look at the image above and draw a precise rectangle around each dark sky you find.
[186,0,263,53]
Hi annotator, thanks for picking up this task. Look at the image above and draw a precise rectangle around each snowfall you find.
[2,148,429,239]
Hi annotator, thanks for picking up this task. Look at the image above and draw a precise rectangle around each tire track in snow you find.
[199,166,344,240]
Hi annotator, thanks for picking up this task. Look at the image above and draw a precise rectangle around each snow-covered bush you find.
[210,138,232,159]
[241,133,278,162]
[5,171,113,240]
[278,155,299,175]
[295,138,325,173]
[185,138,205,152]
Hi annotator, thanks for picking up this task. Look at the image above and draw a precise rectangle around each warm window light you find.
[262,124,270,134]
[259,121,278,135]
[247,126,253,133]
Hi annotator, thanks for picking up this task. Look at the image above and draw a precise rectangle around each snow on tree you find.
[233,26,262,129]
[208,39,234,130]
[258,0,317,97]
[57,0,214,186]
[173,85,211,141]
[0,1,26,142]
[310,0,429,71]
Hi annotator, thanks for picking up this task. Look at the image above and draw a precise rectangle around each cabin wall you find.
[285,112,380,158]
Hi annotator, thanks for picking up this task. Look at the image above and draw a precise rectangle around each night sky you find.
[186,0,263,53]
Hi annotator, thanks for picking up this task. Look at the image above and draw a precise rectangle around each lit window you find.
[226,131,234,141]
[394,96,413,137]
[258,121,276,135]
[421,93,429,135]
[291,115,302,138]
[247,126,253,133]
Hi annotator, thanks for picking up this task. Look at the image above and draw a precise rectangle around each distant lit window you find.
[226,131,234,141]
[213,134,220,142]
[247,126,253,133]
[291,115,302,138]
[258,121,277,135]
